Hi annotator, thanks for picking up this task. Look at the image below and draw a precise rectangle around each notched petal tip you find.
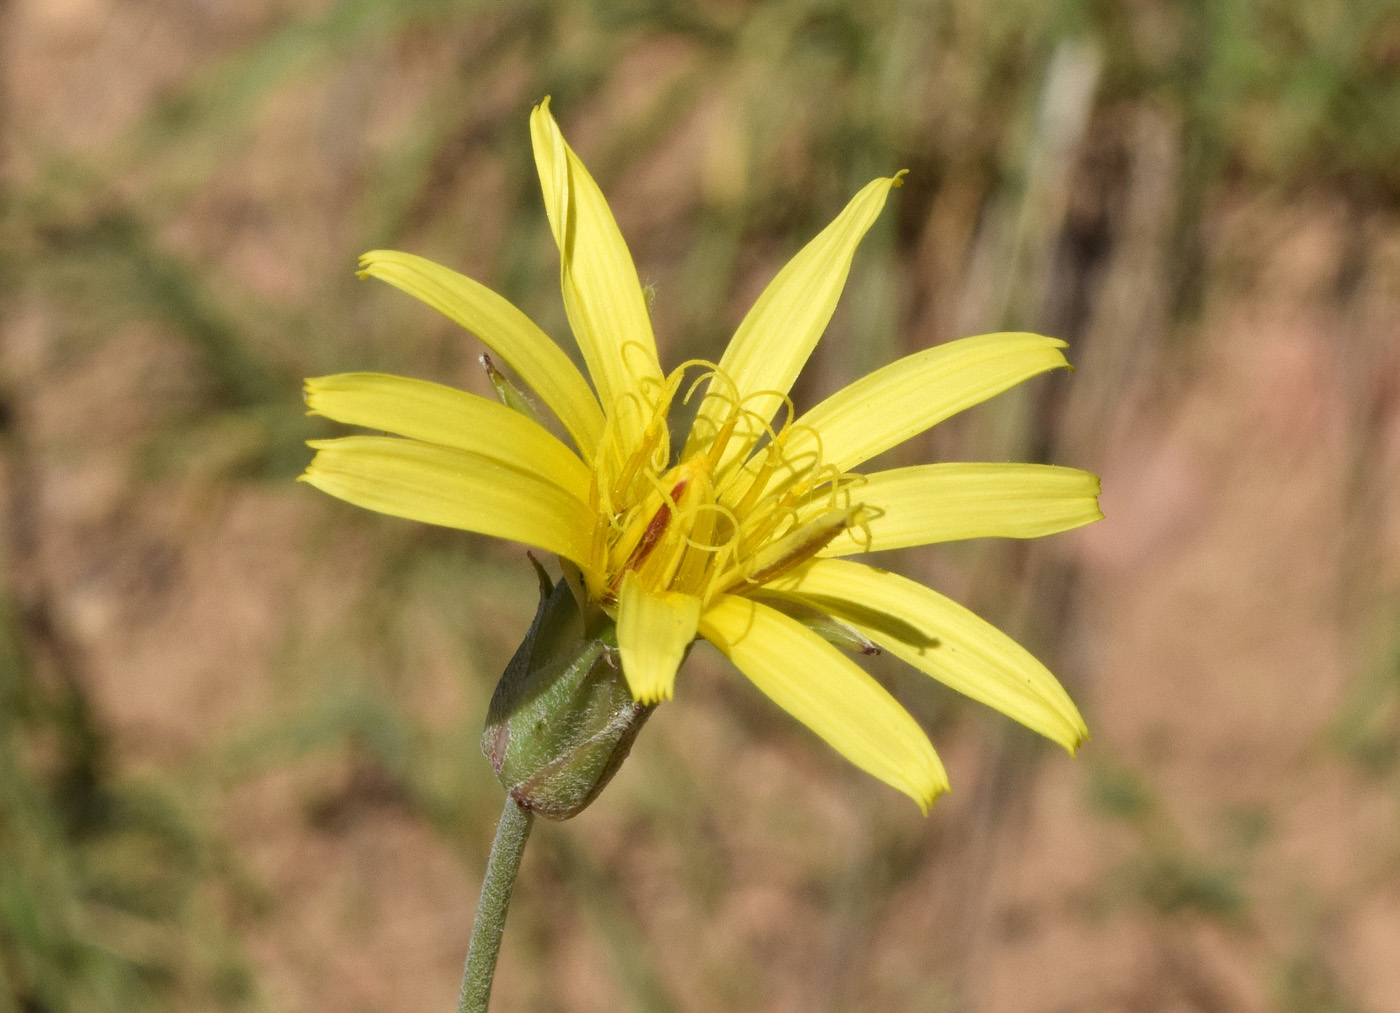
[301,377,328,413]
[1063,714,1091,755]
[897,765,950,816]
[628,682,675,707]
[356,250,392,277]
[916,780,950,816]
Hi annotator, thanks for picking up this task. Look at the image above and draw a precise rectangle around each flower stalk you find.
[456,796,533,1013]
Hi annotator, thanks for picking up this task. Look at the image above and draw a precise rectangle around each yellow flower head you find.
[300,99,1102,812]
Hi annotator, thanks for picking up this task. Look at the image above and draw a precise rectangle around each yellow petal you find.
[791,332,1070,473]
[764,559,1087,752]
[305,373,592,500]
[300,436,594,566]
[530,99,662,418]
[357,250,604,462]
[819,463,1103,555]
[698,594,948,812]
[616,572,701,704]
[687,174,903,465]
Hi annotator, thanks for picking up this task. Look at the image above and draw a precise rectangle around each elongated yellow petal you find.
[358,250,604,461]
[305,373,591,500]
[791,332,1070,473]
[617,572,701,704]
[300,436,594,566]
[687,175,902,464]
[764,559,1087,752]
[530,99,662,418]
[818,463,1103,555]
[698,594,948,811]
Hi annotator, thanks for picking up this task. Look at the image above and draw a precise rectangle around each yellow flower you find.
[300,98,1101,812]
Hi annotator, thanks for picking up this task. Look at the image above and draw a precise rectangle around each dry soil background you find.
[4,2,1400,1011]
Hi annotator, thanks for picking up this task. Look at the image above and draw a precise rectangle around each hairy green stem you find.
[457,796,534,1013]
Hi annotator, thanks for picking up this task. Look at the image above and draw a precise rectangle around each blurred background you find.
[3,0,1400,1010]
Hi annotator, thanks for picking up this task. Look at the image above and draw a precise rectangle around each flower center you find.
[586,364,873,607]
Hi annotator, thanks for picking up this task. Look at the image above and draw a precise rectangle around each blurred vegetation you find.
[3,0,1400,1009]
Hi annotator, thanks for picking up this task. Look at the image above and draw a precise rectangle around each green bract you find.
[483,576,652,820]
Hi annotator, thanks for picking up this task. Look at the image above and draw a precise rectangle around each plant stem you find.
[457,796,534,1013]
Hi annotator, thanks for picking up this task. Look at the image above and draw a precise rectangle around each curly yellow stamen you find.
[594,363,869,611]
